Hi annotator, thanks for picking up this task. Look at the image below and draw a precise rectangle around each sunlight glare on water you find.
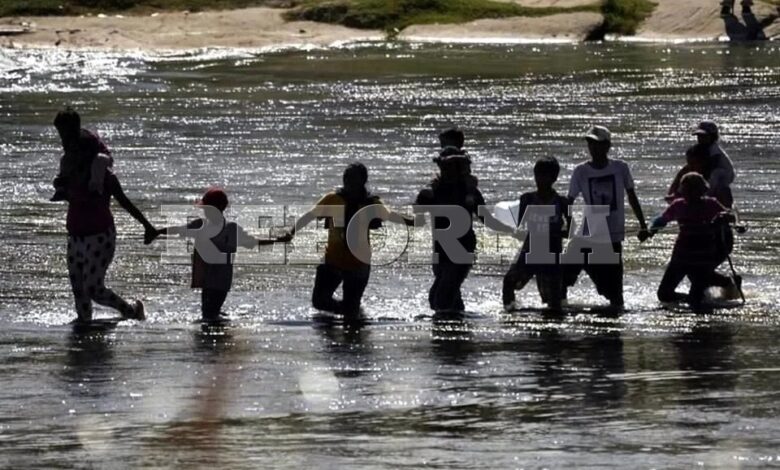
[1,42,780,468]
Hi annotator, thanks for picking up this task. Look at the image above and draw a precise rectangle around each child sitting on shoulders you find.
[51,107,114,202]
[650,172,738,310]
[667,143,733,208]
[151,187,289,322]
[503,157,570,312]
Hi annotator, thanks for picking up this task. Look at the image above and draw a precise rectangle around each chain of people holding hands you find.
[51,107,741,325]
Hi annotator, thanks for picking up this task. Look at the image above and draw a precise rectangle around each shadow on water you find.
[193,321,235,356]
[672,323,736,405]
[62,323,117,397]
[512,325,627,410]
[431,313,475,367]
[146,323,243,468]
[723,10,780,41]
[311,321,375,385]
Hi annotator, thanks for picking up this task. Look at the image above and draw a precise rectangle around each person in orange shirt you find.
[287,162,413,325]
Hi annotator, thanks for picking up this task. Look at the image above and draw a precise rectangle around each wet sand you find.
[2,0,779,50]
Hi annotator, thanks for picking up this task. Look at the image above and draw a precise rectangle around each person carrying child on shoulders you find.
[51,107,114,202]
[667,129,734,209]
[151,187,288,322]
[691,120,735,207]
[649,172,739,310]
[503,157,570,313]
[415,143,517,316]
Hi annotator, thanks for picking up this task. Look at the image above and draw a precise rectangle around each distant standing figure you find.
[690,120,736,208]
[55,110,155,323]
[721,0,753,16]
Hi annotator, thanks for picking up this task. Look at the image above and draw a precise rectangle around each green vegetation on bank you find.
[284,0,600,32]
[1,0,659,38]
[601,0,656,35]
[0,0,291,17]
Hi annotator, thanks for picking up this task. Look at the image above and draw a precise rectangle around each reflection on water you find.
[1,42,780,467]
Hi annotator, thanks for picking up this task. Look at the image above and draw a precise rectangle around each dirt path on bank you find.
[2,1,778,50]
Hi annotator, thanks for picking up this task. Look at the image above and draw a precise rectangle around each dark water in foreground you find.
[1,42,780,467]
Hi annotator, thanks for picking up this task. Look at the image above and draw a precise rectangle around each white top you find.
[568,159,635,242]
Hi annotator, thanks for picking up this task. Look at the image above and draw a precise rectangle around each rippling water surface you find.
[1,42,779,468]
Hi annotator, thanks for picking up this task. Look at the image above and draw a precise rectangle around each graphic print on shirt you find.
[588,174,618,212]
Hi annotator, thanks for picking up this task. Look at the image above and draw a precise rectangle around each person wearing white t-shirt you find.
[564,125,650,309]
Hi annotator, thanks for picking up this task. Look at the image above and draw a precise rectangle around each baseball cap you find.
[196,187,229,211]
[692,120,719,136]
[584,125,611,142]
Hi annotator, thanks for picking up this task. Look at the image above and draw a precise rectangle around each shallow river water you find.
[1,42,780,468]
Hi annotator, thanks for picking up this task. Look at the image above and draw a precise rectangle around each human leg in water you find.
[312,263,344,314]
[657,260,690,303]
[201,289,229,321]
[68,228,143,322]
[584,243,624,309]
[431,261,472,314]
[502,260,533,311]
[340,265,371,325]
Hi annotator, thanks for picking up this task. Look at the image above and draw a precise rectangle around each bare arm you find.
[479,209,517,235]
[626,188,648,230]
[667,166,687,201]
[562,199,573,238]
[627,188,651,241]
[110,176,157,243]
[387,210,416,226]
[289,208,318,236]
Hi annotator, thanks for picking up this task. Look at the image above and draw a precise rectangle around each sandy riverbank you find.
[1,1,778,50]
[0,7,383,50]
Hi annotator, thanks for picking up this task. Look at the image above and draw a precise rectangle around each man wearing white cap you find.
[564,125,649,310]
[692,120,735,207]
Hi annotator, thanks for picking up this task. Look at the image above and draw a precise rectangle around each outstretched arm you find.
[289,208,318,237]
[479,209,517,235]
[387,209,416,226]
[110,176,157,243]
[666,166,687,202]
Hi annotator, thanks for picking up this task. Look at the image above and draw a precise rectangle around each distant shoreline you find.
[1,3,778,51]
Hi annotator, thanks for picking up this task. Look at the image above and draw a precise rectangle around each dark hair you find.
[685,143,710,161]
[534,156,560,180]
[685,143,714,178]
[343,162,368,188]
[439,127,465,149]
[336,162,377,229]
[680,172,708,199]
[53,107,80,134]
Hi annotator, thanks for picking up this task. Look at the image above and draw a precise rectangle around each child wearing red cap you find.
[152,187,289,322]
